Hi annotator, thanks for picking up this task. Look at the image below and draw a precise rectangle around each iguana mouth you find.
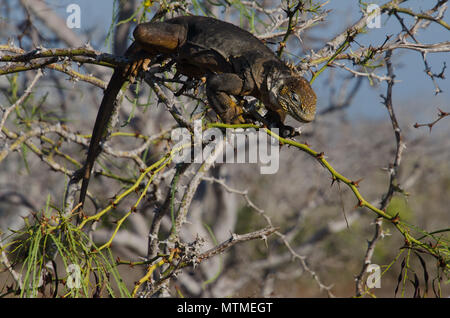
[289,104,315,123]
[279,98,314,123]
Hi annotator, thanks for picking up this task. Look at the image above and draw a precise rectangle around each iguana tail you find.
[78,69,127,207]
[78,38,160,211]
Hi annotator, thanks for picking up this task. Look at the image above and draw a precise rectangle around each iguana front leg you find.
[206,74,297,136]
[78,22,188,209]
[206,73,248,124]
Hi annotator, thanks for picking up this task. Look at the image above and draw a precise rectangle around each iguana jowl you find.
[78,16,317,207]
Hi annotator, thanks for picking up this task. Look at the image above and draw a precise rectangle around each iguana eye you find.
[291,92,299,103]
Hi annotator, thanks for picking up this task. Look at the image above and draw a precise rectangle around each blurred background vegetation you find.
[0,0,449,297]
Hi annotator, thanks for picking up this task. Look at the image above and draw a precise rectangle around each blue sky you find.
[317,1,449,123]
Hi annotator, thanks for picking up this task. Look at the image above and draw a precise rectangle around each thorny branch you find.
[413,108,450,131]
[355,50,406,297]
[202,176,335,297]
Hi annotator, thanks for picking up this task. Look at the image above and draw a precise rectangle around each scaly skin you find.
[77,69,126,208]
[77,16,316,208]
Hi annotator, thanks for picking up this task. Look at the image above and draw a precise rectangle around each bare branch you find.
[0,69,43,138]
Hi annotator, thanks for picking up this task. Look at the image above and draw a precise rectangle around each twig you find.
[0,241,23,290]
[207,123,446,267]
[386,5,450,30]
[0,123,68,163]
[170,139,226,242]
[202,176,264,213]
[201,175,335,297]
[312,0,408,61]
[0,46,128,66]
[414,108,450,131]
[277,0,304,57]
[198,227,278,261]
[0,69,43,138]
[330,61,393,83]
[391,8,445,94]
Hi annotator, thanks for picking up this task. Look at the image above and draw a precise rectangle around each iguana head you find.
[276,76,316,123]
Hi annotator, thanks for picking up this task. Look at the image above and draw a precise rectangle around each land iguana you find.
[77,15,317,208]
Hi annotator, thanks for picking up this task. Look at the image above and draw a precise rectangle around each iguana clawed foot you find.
[124,56,152,83]
[262,110,299,138]
[279,124,298,138]
[266,120,298,138]
[122,43,153,83]
[239,99,299,138]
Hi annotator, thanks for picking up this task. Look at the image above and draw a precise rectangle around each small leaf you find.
[414,252,429,296]
[411,273,420,298]
[394,258,406,297]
